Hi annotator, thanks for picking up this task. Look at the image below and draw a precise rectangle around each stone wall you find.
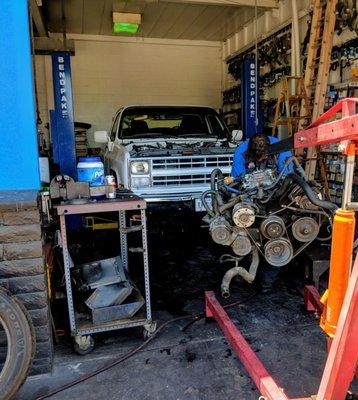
[0,190,53,375]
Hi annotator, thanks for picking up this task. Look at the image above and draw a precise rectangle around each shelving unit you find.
[320,144,358,205]
[55,195,155,352]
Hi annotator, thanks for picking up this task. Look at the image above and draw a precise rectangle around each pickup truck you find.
[94,105,240,211]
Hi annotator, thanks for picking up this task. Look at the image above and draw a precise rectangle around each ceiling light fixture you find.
[113,12,141,34]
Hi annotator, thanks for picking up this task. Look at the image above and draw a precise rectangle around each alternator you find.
[209,217,232,245]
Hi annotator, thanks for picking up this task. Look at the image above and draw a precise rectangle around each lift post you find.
[205,98,358,400]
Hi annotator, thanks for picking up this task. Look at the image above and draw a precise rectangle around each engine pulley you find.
[210,217,232,245]
[291,217,319,242]
[264,238,293,267]
[232,204,255,228]
[260,216,285,239]
[232,234,252,256]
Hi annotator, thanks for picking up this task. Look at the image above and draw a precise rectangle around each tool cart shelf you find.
[56,195,155,354]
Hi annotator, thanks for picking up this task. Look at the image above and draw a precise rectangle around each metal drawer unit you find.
[56,196,155,353]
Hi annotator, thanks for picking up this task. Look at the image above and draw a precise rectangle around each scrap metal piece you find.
[79,256,126,289]
[50,174,90,200]
[91,291,145,324]
[85,283,133,310]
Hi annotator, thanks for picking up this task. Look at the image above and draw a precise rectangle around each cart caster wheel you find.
[73,335,95,355]
[143,321,157,340]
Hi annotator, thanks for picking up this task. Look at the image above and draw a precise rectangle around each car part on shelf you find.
[0,289,35,400]
[202,163,336,296]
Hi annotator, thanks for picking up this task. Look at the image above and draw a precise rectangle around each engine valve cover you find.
[291,217,319,242]
[264,238,293,267]
[232,204,255,228]
[260,216,285,239]
[232,235,252,256]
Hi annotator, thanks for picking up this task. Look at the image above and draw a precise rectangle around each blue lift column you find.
[51,52,77,179]
[241,59,263,139]
[0,0,40,190]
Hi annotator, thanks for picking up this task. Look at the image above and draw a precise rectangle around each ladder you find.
[272,76,311,137]
[301,0,338,180]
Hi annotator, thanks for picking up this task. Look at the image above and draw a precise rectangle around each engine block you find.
[202,166,335,297]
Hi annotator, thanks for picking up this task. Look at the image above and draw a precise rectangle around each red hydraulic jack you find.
[205,98,358,400]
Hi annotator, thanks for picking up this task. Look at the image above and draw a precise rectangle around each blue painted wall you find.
[0,0,40,190]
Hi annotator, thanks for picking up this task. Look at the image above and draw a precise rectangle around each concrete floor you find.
[14,215,356,399]
[16,290,329,400]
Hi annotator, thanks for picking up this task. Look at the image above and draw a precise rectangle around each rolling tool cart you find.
[56,194,156,354]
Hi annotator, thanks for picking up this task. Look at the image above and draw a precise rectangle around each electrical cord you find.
[35,291,259,399]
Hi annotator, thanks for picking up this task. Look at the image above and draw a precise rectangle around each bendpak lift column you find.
[50,51,77,180]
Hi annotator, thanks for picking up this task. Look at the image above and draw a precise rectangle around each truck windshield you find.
[118,107,229,139]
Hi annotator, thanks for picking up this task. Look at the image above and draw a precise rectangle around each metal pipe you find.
[320,209,356,337]
[221,248,259,298]
[342,143,356,210]
[291,0,301,76]
[290,20,296,77]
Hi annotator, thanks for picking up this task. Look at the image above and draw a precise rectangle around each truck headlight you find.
[130,161,149,174]
[131,176,151,188]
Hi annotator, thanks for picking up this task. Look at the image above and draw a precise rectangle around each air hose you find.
[287,174,338,212]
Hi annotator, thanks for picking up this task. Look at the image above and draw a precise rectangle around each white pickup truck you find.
[95,105,240,211]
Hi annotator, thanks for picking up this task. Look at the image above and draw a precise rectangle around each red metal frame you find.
[205,98,358,400]
[294,98,358,153]
[304,285,323,315]
[316,253,358,400]
[205,292,309,400]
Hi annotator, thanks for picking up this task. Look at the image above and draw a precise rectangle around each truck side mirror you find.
[94,131,109,143]
[231,129,243,143]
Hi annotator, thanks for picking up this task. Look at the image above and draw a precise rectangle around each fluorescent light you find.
[113,22,140,34]
[112,12,141,34]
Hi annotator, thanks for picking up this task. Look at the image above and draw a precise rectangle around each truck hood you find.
[122,138,235,158]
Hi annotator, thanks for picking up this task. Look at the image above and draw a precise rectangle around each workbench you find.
[56,194,155,353]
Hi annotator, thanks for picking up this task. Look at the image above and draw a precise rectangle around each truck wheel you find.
[0,289,35,400]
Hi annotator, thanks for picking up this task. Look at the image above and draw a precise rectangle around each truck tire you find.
[0,289,35,400]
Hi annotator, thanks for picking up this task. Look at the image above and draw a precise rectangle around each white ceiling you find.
[44,0,270,41]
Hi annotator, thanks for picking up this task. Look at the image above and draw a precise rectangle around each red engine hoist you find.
[205,98,358,400]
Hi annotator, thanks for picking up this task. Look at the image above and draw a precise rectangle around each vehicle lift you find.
[205,98,358,400]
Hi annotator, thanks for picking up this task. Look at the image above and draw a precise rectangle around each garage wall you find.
[35,35,222,144]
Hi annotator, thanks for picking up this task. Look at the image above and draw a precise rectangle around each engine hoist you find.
[205,98,358,400]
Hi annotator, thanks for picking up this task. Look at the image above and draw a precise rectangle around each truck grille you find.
[153,174,211,186]
[152,155,233,170]
[151,155,233,187]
